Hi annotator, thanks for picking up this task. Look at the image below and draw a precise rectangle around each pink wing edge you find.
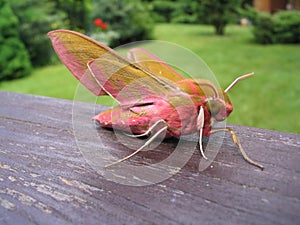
[48,29,112,96]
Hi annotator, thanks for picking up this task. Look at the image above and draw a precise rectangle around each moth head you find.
[205,93,232,121]
[205,72,254,121]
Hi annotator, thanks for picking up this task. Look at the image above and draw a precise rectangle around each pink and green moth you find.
[48,30,263,170]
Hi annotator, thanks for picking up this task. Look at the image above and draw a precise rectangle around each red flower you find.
[94,18,102,27]
[100,23,108,30]
[94,18,108,30]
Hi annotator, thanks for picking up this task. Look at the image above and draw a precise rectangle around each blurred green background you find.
[1,0,299,134]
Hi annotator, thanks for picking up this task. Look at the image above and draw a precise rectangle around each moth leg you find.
[105,123,168,168]
[197,106,208,160]
[210,128,264,170]
[125,119,167,138]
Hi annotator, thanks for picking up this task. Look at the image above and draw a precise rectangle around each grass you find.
[1,24,299,133]
[0,65,78,100]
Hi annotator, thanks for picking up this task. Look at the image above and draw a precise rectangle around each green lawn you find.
[1,24,299,133]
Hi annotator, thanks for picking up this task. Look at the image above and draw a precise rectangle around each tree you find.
[199,0,243,35]
[0,0,31,80]
[10,0,68,66]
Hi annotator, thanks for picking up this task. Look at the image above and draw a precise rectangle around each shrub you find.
[253,13,274,44]
[91,0,154,47]
[171,0,199,24]
[240,7,300,44]
[272,11,300,44]
[0,0,31,81]
[150,0,176,23]
[90,31,120,46]
[53,0,90,31]
[10,0,68,66]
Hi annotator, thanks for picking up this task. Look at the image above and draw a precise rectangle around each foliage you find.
[90,18,119,46]
[149,0,176,23]
[198,0,243,35]
[10,0,68,66]
[170,0,199,24]
[147,0,243,34]
[272,10,300,44]
[91,0,154,47]
[0,0,31,81]
[146,0,199,24]
[90,31,120,46]
[53,0,91,32]
[252,12,274,44]
[239,6,300,44]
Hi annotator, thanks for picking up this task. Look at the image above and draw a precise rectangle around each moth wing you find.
[87,56,181,105]
[48,30,183,104]
[127,48,185,83]
[48,29,113,95]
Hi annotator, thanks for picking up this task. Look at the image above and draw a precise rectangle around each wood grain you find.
[0,91,299,225]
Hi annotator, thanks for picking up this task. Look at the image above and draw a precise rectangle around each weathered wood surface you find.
[0,91,299,225]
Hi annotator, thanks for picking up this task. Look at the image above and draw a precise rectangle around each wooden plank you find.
[0,91,299,225]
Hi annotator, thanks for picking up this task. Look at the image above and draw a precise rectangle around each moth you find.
[48,29,263,170]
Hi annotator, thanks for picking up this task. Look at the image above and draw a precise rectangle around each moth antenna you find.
[225,72,254,93]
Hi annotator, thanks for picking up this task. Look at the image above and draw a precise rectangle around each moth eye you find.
[206,100,221,116]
